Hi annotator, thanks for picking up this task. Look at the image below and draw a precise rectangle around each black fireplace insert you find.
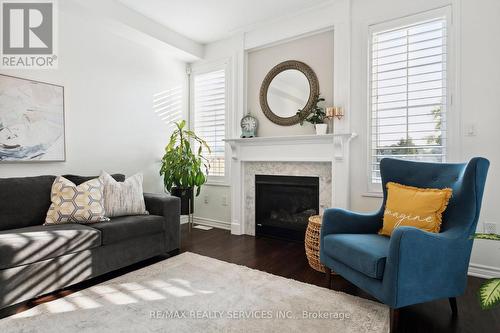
[255,174,319,241]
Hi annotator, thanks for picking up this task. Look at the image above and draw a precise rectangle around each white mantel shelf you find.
[225,132,358,235]
[224,133,355,145]
[224,133,357,162]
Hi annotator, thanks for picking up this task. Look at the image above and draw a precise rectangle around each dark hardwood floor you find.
[181,225,500,333]
[1,224,499,333]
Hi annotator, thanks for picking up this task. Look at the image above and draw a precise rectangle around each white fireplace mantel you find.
[225,133,357,162]
[224,133,358,235]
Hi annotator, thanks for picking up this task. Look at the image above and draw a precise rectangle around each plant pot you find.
[170,187,194,215]
[315,123,328,135]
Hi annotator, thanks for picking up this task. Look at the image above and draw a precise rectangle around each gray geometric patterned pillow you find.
[99,171,148,217]
[45,176,108,225]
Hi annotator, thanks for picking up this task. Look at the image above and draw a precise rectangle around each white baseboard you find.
[193,217,231,230]
[468,263,500,279]
[179,215,231,230]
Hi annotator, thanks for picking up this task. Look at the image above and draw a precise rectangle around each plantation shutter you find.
[370,17,448,184]
[193,69,226,177]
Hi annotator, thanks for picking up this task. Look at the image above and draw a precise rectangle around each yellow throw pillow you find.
[379,182,452,236]
[45,176,108,225]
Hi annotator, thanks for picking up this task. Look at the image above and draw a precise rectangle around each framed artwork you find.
[0,74,65,162]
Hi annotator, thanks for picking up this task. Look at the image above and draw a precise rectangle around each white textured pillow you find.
[99,171,148,217]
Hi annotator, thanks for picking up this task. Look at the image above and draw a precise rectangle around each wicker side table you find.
[305,215,332,273]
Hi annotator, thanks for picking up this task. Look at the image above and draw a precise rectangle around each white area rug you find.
[0,252,389,333]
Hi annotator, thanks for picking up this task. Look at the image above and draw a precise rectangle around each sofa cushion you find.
[0,224,101,270]
[323,234,390,279]
[63,174,125,185]
[0,175,56,231]
[88,215,164,245]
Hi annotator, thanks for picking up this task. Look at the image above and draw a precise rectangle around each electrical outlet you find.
[222,195,228,206]
[204,195,209,204]
[483,222,497,234]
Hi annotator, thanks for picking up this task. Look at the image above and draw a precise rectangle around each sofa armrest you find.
[320,208,383,237]
[383,226,471,307]
[144,193,181,252]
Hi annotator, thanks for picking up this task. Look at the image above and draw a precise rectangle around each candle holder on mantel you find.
[325,106,345,133]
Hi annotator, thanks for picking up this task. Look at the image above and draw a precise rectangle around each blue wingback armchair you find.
[320,158,489,319]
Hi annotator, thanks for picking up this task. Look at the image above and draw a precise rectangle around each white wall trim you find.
[450,0,463,162]
[468,263,500,279]
[245,27,334,53]
[363,5,458,193]
[66,0,203,61]
[180,216,231,230]
[195,217,231,230]
[198,216,231,230]
[243,1,340,50]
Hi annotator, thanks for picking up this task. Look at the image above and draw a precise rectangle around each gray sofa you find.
[0,174,180,310]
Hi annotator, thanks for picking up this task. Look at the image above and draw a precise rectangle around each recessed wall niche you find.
[247,30,334,137]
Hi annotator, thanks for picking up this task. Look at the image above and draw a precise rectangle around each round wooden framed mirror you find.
[259,60,320,126]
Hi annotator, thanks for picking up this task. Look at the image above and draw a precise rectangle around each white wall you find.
[247,31,334,137]
[0,3,187,193]
[450,0,500,275]
[194,185,232,226]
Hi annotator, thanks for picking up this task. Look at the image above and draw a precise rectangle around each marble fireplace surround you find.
[244,161,332,236]
[225,133,357,235]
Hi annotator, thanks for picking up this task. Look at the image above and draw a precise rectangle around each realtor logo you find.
[1,0,58,68]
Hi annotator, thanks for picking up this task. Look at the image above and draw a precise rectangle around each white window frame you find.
[366,6,457,193]
[190,59,231,185]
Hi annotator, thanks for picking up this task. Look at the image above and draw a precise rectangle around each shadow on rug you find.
[0,252,389,333]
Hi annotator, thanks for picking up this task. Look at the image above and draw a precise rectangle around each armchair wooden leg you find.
[449,297,458,316]
[390,308,399,333]
[325,267,332,289]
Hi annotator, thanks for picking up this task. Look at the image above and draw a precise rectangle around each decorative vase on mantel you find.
[315,123,328,135]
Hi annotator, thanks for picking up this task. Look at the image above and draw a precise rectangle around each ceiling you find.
[117,0,332,44]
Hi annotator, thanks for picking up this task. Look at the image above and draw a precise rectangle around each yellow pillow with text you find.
[379,182,452,236]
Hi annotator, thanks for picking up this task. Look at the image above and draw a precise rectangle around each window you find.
[369,13,449,187]
[192,67,227,179]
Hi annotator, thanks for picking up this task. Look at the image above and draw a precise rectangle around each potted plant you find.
[472,233,500,310]
[160,120,210,215]
[297,95,327,135]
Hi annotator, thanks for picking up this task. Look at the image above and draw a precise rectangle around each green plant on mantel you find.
[472,233,500,310]
[297,95,326,125]
[160,120,210,196]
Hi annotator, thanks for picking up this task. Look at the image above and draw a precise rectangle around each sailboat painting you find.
[0,75,65,162]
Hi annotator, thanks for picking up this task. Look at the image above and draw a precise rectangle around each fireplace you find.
[255,174,319,241]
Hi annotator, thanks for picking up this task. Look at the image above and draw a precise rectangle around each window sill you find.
[362,192,383,198]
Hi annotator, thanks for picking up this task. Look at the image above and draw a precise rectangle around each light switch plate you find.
[465,124,477,137]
